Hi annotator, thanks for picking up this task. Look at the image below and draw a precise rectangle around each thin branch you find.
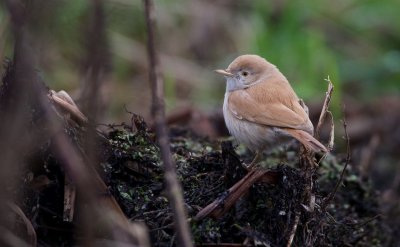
[194,169,279,220]
[322,106,351,210]
[286,212,300,247]
[63,175,76,222]
[81,0,109,121]
[7,202,37,247]
[142,0,193,246]
[327,111,335,151]
[315,76,334,140]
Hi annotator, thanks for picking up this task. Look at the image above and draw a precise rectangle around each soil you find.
[1,62,395,246]
[13,117,391,247]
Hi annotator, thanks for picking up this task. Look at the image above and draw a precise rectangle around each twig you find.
[286,212,300,247]
[315,76,334,140]
[150,222,175,232]
[308,111,350,245]
[292,77,335,246]
[80,0,109,120]
[298,142,319,246]
[194,169,279,220]
[327,111,335,151]
[130,208,169,220]
[63,175,76,222]
[143,0,193,246]
[7,202,37,247]
[341,214,381,227]
[322,106,351,210]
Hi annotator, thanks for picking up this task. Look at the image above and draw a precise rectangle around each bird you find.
[215,54,327,168]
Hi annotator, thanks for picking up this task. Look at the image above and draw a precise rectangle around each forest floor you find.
[1,62,399,246]
[16,111,395,246]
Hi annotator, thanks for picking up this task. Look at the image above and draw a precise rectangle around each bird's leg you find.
[243,151,261,171]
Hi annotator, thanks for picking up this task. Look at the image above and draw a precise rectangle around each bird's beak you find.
[215,69,234,77]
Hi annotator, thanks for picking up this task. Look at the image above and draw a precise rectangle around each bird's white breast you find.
[223,92,279,151]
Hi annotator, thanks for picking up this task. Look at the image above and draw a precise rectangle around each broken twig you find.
[315,76,334,141]
[195,169,279,220]
[326,111,335,151]
[322,106,351,210]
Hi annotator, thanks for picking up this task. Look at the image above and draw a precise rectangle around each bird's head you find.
[215,54,276,91]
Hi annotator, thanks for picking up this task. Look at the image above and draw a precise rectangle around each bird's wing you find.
[228,89,310,131]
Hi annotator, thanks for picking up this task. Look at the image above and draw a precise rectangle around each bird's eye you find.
[241,71,249,77]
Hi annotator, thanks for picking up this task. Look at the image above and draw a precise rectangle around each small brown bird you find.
[216,55,327,168]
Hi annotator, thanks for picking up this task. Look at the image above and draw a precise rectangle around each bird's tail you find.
[284,128,328,153]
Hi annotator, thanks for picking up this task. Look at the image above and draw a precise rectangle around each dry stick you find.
[286,212,300,247]
[308,108,351,246]
[287,79,335,247]
[315,76,334,141]
[326,111,335,152]
[194,169,279,220]
[81,0,108,120]
[142,0,193,246]
[79,1,108,242]
[287,150,313,247]
[63,178,76,222]
[322,107,351,210]
[7,202,37,247]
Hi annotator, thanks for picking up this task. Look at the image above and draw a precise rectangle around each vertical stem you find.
[315,77,334,140]
[142,0,193,246]
[1,2,42,246]
[82,0,109,121]
[80,1,108,243]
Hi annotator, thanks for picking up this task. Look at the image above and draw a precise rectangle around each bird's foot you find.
[242,151,261,171]
[242,162,256,171]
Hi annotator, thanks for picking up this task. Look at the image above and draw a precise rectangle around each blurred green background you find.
[1,0,400,123]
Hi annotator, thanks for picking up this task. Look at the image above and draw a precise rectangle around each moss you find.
[13,109,391,246]
[100,118,390,246]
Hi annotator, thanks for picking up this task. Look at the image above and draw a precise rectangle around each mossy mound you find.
[103,118,390,246]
